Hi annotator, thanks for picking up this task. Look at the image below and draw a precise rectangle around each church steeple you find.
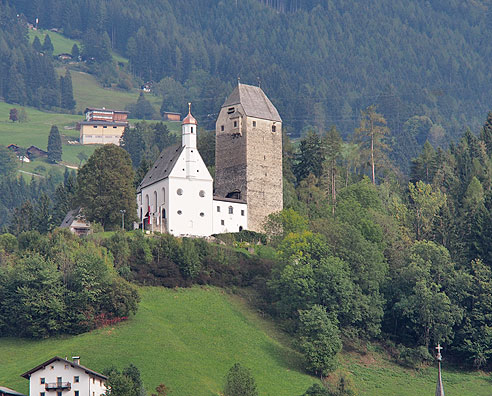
[435,344,445,396]
[181,102,197,149]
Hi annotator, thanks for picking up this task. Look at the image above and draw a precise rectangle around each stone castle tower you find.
[215,82,283,231]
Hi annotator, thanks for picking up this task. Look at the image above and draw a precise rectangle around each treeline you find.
[0,3,75,110]
[262,108,492,372]
[11,0,492,168]
[0,229,139,338]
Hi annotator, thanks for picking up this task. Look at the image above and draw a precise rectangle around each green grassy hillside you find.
[68,70,161,115]
[0,286,490,396]
[28,28,127,64]
[0,287,316,396]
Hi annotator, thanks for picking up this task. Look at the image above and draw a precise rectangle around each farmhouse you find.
[21,356,106,396]
[136,82,282,236]
[60,208,91,236]
[78,107,129,145]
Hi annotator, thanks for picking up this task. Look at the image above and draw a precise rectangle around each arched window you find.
[162,208,166,219]
[145,194,150,208]
[154,191,158,212]
[162,187,166,203]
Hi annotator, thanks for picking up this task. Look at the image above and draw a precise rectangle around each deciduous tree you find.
[76,145,137,230]
[224,363,258,396]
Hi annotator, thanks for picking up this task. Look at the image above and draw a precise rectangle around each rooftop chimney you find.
[72,356,80,365]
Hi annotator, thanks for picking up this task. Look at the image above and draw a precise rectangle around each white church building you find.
[137,105,248,237]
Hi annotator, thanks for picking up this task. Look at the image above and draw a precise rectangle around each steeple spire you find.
[435,344,445,396]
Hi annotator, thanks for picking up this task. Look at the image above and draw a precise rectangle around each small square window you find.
[217,206,220,212]
[65,364,69,369]
[74,376,79,383]
[272,125,276,132]
[103,126,107,129]
[40,392,45,396]
[241,210,244,216]
[57,392,62,396]
[221,220,225,225]
[93,125,97,128]
[233,121,237,128]
[40,378,45,384]
[253,121,256,127]
[221,125,224,131]
[113,126,117,129]
[228,206,233,214]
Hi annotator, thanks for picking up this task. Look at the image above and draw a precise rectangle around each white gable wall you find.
[28,360,105,396]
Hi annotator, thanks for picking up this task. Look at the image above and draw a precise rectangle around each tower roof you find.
[222,83,282,122]
[182,103,197,125]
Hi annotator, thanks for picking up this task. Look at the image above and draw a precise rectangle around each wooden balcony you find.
[45,382,71,391]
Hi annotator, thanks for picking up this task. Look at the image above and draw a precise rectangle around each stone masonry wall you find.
[215,105,283,232]
[245,116,283,231]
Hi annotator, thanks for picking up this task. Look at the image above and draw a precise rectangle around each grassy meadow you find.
[28,28,127,64]
[0,287,317,396]
[0,286,490,396]
[68,70,161,114]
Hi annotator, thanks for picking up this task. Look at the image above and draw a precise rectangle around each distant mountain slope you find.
[11,0,492,168]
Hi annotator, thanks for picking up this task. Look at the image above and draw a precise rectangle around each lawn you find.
[68,70,161,115]
[28,28,127,64]
[0,286,490,396]
[0,102,96,168]
[0,287,317,396]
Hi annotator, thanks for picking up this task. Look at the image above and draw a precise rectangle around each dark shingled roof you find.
[137,144,183,192]
[21,357,107,381]
[222,83,281,122]
[0,387,26,396]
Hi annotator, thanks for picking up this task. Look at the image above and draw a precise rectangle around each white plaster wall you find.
[138,178,170,232]
[212,200,248,234]
[167,176,213,237]
[28,360,105,396]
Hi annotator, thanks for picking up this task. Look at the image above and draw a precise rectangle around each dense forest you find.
[0,2,75,110]
[9,0,492,170]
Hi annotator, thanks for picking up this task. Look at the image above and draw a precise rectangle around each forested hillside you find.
[0,3,74,110]
[10,0,492,170]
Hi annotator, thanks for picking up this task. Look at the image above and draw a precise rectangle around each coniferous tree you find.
[47,125,62,163]
[32,36,42,52]
[42,34,54,56]
[60,69,76,110]
[71,43,80,60]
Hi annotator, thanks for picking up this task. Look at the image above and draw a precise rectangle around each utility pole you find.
[120,209,126,230]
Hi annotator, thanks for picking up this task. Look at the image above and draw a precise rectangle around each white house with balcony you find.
[21,357,106,396]
[136,105,247,237]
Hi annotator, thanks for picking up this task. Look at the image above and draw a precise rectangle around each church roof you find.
[222,83,282,122]
[137,143,184,192]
